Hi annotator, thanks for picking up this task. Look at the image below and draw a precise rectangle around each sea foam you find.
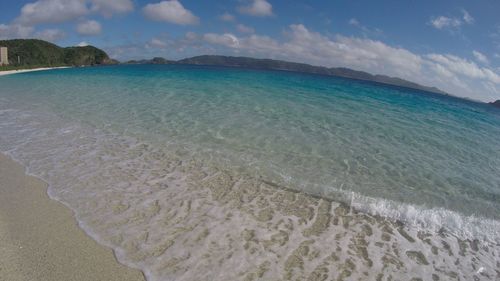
[1,65,499,280]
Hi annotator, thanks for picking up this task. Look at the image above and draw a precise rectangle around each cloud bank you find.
[77,20,102,35]
[196,24,499,101]
[16,0,88,25]
[0,0,134,41]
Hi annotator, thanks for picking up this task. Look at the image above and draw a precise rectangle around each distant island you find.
[489,100,500,108]
[0,39,117,69]
[2,39,499,107]
[0,39,447,95]
[183,55,450,95]
[126,55,447,95]
[126,57,172,65]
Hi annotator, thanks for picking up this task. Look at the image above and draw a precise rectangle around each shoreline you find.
[0,152,145,281]
[0,66,70,76]
[0,64,498,280]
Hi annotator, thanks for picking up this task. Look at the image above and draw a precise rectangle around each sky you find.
[1,0,500,102]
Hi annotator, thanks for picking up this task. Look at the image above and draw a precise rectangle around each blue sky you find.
[1,0,500,101]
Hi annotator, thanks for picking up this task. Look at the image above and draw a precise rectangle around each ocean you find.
[1,65,499,280]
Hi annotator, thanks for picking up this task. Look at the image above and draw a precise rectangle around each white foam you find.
[346,191,500,243]
[1,101,499,281]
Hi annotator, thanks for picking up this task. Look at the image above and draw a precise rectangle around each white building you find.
[0,47,9,65]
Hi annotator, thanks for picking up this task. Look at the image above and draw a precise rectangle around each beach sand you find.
[0,153,145,281]
[0,67,70,76]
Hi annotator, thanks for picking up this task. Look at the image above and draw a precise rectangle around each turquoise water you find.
[1,65,499,280]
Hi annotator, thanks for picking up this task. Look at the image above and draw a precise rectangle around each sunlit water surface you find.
[1,65,499,280]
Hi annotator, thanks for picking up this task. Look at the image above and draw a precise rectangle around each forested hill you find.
[0,39,117,67]
[177,55,447,95]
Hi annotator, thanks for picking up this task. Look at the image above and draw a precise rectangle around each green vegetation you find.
[63,46,115,65]
[0,39,116,70]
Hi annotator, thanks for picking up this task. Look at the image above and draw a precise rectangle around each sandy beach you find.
[0,153,145,281]
[0,66,70,76]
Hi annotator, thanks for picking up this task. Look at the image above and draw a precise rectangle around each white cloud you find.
[203,24,421,77]
[237,24,254,34]
[462,9,474,24]
[238,0,273,17]
[430,10,474,31]
[203,33,240,48]
[430,16,461,30]
[77,20,102,35]
[349,18,360,26]
[103,31,217,60]
[490,25,500,50]
[202,24,500,101]
[348,18,383,37]
[16,0,88,25]
[219,12,235,22]
[0,0,132,41]
[14,0,132,26]
[143,0,199,25]
[89,0,133,16]
[173,32,205,52]
[426,54,500,84]
[149,37,168,49]
[472,50,489,65]
[185,31,198,41]
[0,24,34,39]
[77,41,90,46]
[34,28,66,42]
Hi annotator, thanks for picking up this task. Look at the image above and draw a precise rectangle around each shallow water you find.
[0,65,499,280]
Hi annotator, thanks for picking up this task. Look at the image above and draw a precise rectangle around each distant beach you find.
[0,66,70,76]
[0,153,145,281]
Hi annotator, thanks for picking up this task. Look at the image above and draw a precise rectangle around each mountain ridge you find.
[2,40,497,106]
[489,100,500,108]
[129,55,447,96]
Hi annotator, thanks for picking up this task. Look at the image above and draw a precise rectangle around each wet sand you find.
[0,153,145,281]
